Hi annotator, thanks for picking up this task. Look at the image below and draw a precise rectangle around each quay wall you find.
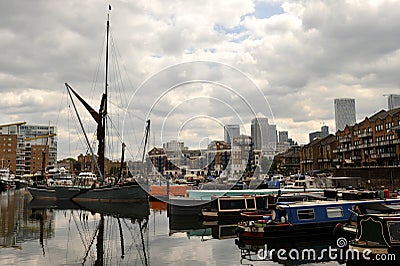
[333,167,400,190]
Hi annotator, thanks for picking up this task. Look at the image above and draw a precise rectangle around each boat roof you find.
[277,198,400,208]
[358,203,400,213]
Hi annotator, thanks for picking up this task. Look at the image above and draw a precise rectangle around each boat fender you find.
[280,216,286,223]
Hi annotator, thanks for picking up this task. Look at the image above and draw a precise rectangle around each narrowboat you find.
[236,198,400,239]
[349,214,400,256]
[334,203,400,240]
[201,195,270,220]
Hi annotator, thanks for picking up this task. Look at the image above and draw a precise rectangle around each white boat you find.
[0,168,15,190]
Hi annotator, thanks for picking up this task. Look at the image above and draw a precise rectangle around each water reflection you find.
[1,189,150,265]
[168,213,238,241]
[1,190,344,265]
[235,236,345,265]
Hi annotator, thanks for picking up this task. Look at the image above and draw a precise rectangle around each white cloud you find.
[1,0,399,159]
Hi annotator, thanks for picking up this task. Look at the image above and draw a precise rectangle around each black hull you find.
[72,183,148,202]
[237,221,343,240]
[27,186,56,200]
[27,183,148,202]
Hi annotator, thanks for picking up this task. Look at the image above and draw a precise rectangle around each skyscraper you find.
[223,124,240,144]
[251,117,276,151]
[388,94,400,110]
[334,98,356,131]
[278,131,288,143]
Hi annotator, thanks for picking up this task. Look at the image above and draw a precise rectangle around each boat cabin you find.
[202,195,268,220]
[350,214,400,255]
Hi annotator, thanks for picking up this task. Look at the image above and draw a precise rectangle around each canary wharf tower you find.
[334,98,356,131]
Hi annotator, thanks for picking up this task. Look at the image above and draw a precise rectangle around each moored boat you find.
[0,168,15,190]
[28,6,150,203]
[236,197,400,240]
[201,195,270,220]
[334,203,400,240]
[348,213,400,260]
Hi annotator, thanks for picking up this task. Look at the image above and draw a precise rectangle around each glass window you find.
[326,207,344,218]
[246,198,255,209]
[297,209,315,220]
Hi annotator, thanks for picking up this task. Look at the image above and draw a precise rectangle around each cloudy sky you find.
[1,0,400,161]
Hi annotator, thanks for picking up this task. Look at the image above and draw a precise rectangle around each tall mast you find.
[98,5,111,180]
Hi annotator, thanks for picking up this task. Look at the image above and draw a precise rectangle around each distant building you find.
[278,131,288,143]
[300,134,337,173]
[224,125,240,144]
[230,135,252,175]
[163,140,187,152]
[388,94,400,110]
[274,145,301,176]
[0,122,57,176]
[334,107,400,167]
[334,98,356,131]
[309,125,329,142]
[251,117,277,151]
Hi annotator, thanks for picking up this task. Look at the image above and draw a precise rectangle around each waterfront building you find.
[230,135,253,175]
[147,141,231,177]
[224,124,240,144]
[206,141,231,176]
[300,134,337,174]
[163,140,187,152]
[274,145,301,176]
[0,122,57,176]
[388,94,400,110]
[77,153,118,176]
[334,107,400,167]
[334,98,356,131]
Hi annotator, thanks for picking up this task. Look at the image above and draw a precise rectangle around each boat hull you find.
[27,186,56,200]
[72,183,148,202]
[236,221,344,239]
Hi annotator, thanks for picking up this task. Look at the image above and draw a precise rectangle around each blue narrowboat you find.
[236,198,400,239]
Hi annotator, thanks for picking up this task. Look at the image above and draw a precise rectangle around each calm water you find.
[0,190,343,266]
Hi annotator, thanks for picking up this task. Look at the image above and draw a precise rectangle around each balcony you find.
[381,153,396,158]
[358,132,372,138]
[339,137,351,143]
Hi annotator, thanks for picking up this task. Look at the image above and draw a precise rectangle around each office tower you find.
[251,117,276,151]
[309,126,329,143]
[321,125,329,137]
[334,98,356,131]
[388,94,400,110]
[223,124,240,144]
[279,131,288,143]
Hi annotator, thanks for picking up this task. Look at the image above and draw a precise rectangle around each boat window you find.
[246,198,255,209]
[388,222,400,243]
[297,209,315,220]
[219,199,246,210]
[326,207,344,218]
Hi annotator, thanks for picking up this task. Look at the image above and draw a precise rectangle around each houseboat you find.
[201,195,270,220]
[236,198,400,239]
[349,213,400,258]
[334,203,400,240]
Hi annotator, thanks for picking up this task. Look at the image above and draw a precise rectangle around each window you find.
[297,209,315,220]
[246,198,255,209]
[326,207,344,218]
